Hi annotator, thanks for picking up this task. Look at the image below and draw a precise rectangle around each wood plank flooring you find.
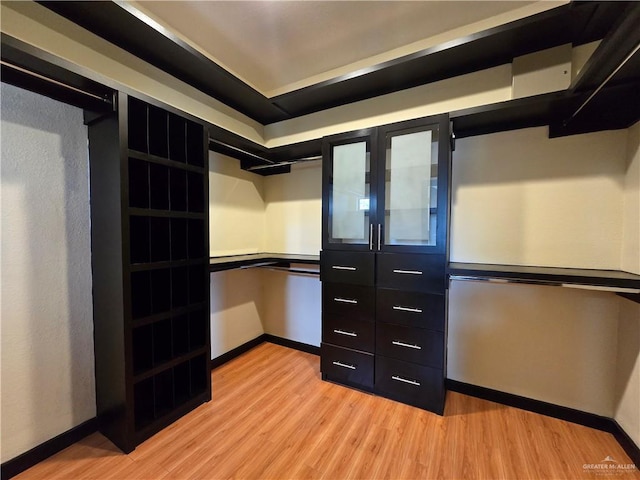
[15,342,639,480]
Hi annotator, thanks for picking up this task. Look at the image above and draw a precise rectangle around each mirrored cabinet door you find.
[322,130,377,250]
[377,116,449,253]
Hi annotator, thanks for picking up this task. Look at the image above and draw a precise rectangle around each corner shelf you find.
[209,253,320,272]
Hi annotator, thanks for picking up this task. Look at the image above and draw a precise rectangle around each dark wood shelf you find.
[448,262,640,291]
[210,253,320,272]
[133,347,208,383]
[128,150,206,174]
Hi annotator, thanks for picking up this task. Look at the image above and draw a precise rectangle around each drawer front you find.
[323,315,374,352]
[323,283,375,323]
[377,253,445,293]
[375,356,445,414]
[376,322,444,368]
[321,251,374,286]
[321,343,374,390]
[376,289,445,331]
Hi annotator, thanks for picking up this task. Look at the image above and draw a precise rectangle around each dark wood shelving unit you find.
[89,93,211,453]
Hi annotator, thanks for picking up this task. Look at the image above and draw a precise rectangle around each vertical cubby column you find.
[91,92,210,452]
[124,96,210,438]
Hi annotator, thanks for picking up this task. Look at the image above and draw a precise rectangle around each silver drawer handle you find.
[334,329,357,337]
[332,265,356,271]
[393,306,423,313]
[333,361,356,370]
[393,269,423,275]
[334,297,358,304]
[392,375,421,386]
[392,340,422,350]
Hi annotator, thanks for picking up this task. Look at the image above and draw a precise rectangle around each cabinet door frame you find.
[375,114,450,255]
[322,128,378,251]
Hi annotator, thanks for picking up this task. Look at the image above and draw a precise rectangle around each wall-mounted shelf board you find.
[210,253,320,272]
[449,262,640,296]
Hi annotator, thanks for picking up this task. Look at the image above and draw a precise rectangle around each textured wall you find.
[1,83,95,462]
[209,152,266,256]
[622,121,640,274]
[264,162,322,255]
[448,281,619,416]
[451,127,627,269]
[615,121,640,448]
[615,299,640,449]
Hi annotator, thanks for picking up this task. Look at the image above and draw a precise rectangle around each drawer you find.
[321,251,374,286]
[323,283,375,322]
[374,356,445,414]
[376,289,445,331]
[377,253,446,293]
[376,322,444,368]
[323,314,374,352]
[321,343,374,391]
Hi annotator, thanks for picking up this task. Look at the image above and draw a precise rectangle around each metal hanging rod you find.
[247,155,322,172]
[1,60,113,104]
[449,275,640,294]
[208,138,275,164]
[237,262,320,276]
[564,41,640,127]
[261,266,320,277]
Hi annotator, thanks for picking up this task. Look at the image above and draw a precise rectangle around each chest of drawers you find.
[320,251,447,414]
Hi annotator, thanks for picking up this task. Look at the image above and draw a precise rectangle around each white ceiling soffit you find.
[132,1,567,98]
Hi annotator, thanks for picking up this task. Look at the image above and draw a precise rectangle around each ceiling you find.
[133,1,555,97]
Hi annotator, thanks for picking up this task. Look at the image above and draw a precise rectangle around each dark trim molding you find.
[210,334,267,370]
[210,334,320,371]
[263,334,321,356]
[446,379,640,467]
[618,292,640,305]
[612,420,640,468]
[0,417,98,480]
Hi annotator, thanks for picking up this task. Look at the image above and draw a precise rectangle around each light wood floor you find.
[16,342,639,480]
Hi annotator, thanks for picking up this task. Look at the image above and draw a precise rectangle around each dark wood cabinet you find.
[320,114,450,414]
[88,93,211,453]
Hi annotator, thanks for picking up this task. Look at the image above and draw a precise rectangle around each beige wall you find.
[264,162,322,255]
[448,281,619,416]
[210,269,265,359]
[615,121,640,448]
[614,298,640,447]
[450,127,627,269]
[209,152,266,256]
[262,267,321,347]
[622,121,640,274]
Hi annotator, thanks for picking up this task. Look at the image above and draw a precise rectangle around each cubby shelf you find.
[130,301,208,328]
[89,93,211,454]
[133,345,208,383]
